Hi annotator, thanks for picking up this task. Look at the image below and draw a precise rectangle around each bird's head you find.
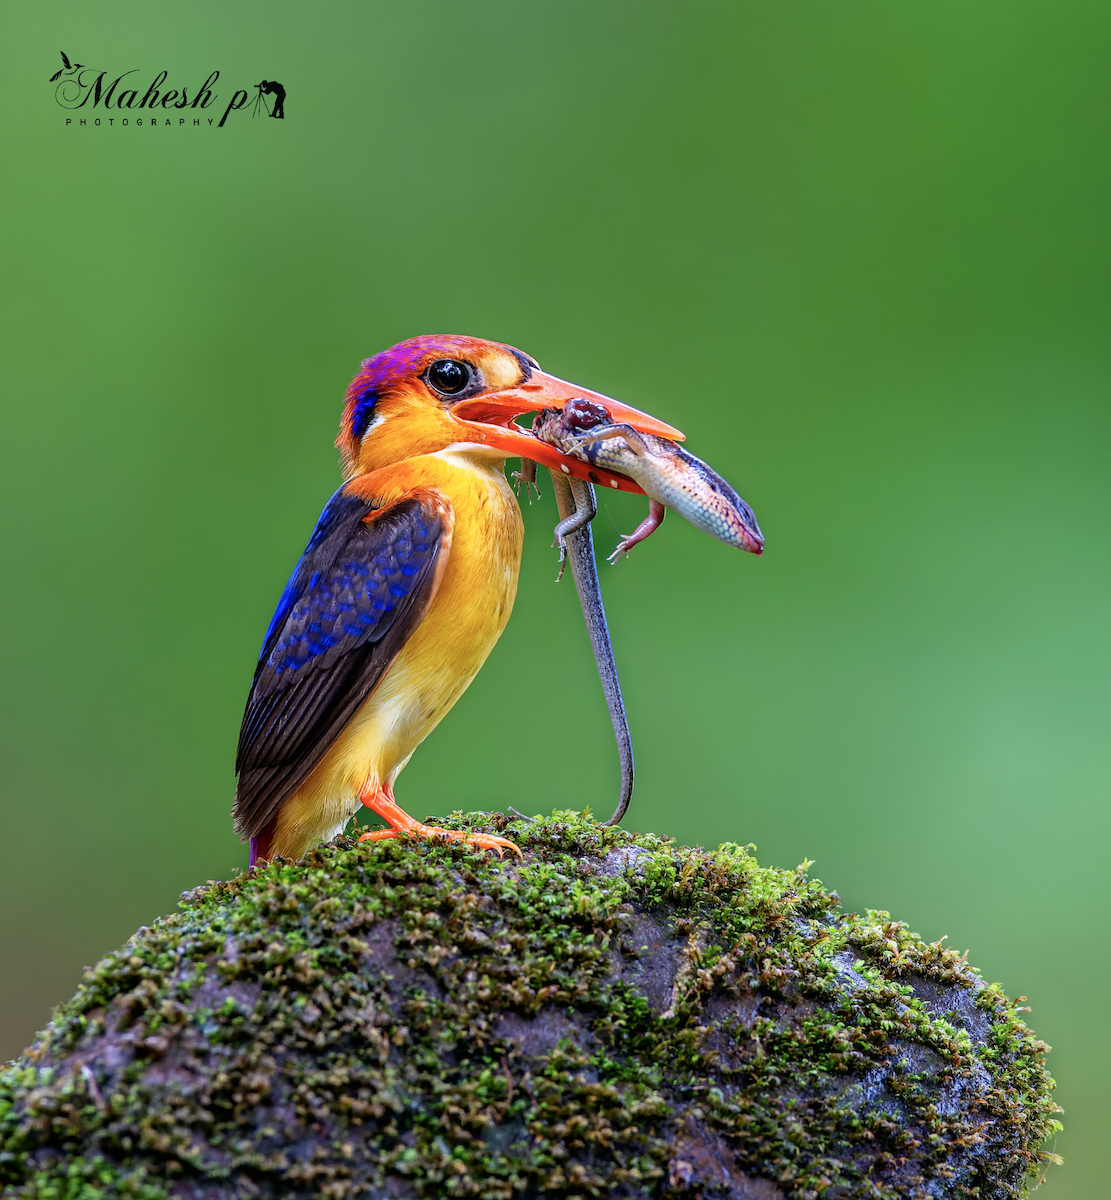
[337,334,683,489]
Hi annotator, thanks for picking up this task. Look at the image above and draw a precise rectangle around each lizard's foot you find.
[512,471,540,502]
[608,499,666,563]
[512,459,540,501]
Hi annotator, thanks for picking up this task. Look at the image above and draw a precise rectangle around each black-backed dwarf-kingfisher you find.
[233,335,684,865]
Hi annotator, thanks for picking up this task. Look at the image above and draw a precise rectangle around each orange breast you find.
[266,445,523,858]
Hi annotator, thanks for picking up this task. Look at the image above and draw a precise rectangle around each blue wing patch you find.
[234,486,448,840]
[258,487,368,656]
[268,512,438,675]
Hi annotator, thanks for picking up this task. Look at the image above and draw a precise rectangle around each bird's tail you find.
[249,817,278,867]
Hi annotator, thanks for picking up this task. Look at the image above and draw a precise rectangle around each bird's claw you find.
[464,831,523,857]
[357,823,522,858]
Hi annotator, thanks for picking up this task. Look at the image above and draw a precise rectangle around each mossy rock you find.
[0,813,1059,1200]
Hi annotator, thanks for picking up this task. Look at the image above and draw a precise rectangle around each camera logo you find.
[51,52,288,129]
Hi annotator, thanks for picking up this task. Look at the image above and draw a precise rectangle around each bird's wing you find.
[233,484,452,840]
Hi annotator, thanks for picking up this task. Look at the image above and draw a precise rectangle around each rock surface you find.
[0,814,1059,1199]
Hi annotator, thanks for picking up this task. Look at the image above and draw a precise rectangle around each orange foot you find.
[357,785,522,858]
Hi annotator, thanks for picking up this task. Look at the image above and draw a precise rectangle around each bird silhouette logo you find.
[48,50,83,82]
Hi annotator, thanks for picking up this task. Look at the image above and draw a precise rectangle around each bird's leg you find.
[549,469,634,827]
[552,475,597,581]
[608,499,667,563]
[511,457,540,501]
[357,783,522,857]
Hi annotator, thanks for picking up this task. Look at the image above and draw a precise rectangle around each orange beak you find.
[450,370,684,496]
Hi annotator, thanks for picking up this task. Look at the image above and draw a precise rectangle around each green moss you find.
[0,812,1060,1199]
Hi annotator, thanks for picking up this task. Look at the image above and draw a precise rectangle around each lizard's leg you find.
[608,499,667,562]
[551,475,597,581]
[567,423,649,457]
[511,456,540,501]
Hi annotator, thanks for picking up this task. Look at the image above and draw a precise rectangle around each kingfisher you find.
[233,334,683,864]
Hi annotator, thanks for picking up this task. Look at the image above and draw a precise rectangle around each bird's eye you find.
[425,359,473,396]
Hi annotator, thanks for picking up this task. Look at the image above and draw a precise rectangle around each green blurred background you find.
[1,1,1106,1192]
